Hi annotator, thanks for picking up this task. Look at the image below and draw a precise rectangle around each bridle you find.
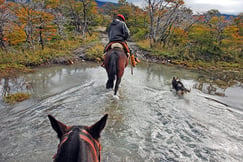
[53,127,101,162]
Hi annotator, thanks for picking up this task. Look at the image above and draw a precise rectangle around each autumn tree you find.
[13,2,56,49]
[43,0,67,38]
[99,3,116,18]
[14,4,37,48]
[144,0,185,48]
[4,21,26,46]
[222,15,243,61]
[208,16,230,46]
[0,0,14,49]
[203,9,220,24]
[58,0,98,38]
[80,0,98,37]
[1,2,27,47]
[233,13,243,57]
[187,24,213,60]
[35,11,56,49]
[166,7,194,48]
[235,13,243,36]
[128,4,150,40]
[145,0,160,47]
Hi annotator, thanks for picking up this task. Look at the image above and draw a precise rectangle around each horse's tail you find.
[107,50,118,89]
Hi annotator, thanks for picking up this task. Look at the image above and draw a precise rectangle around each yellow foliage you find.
[46,0,60,8]
[86,43,104,61]
[0,0,4,5]
[137,40,150,49]
[4,23,26,45]
[223,25,243,47]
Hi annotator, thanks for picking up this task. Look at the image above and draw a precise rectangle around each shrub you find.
[86,43,104,62]
[3,92,31,104]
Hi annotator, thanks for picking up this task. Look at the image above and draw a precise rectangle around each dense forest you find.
[0,0,242,72]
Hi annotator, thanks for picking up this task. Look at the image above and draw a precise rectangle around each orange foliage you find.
[0,0,4,5]
[4,23,26,45]
[223,25,243,47]
[11,4,57,45]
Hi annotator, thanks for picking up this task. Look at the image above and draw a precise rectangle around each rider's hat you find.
[117,14,125,21]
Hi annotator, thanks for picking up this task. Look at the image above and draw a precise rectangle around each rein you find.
[53,128,101,162]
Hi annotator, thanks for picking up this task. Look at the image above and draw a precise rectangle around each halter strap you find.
[80,129,101,162]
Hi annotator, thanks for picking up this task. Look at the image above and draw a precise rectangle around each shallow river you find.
[0,62,242,162]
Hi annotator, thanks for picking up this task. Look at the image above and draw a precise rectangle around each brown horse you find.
[104,46,128,95]
[48,114,108,162]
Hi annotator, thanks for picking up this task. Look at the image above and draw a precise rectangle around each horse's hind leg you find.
[106,79,113,89]
[114,78,121,95]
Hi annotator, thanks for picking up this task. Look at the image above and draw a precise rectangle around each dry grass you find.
[3,92,31,104]
[0,32,100,78]
[85,43,104,62]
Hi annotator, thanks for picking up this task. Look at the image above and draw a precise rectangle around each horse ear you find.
[89,114,108,139]
[48,114,68,139]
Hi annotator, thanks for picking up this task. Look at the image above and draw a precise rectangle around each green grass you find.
[0,32,99,79]
[137,39,243,71]
[137,40,178,59]
[0,64,33,78]
[0,38,81,65]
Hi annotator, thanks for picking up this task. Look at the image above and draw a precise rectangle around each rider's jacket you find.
[107,19,130,42]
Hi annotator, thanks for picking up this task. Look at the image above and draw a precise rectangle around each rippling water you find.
[0,62,242,162]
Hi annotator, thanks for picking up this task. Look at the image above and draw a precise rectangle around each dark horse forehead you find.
[70,125,87,132]
[60,125,88,138]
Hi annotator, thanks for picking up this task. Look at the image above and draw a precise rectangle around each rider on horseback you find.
[101,14,139,67]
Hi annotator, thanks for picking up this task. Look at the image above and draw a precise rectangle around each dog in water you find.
[172,77,191,94]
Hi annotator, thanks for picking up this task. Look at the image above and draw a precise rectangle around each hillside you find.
[95,0,117,7]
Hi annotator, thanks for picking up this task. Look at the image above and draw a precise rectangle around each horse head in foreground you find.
[104,43,129,95]
[172,77,191,95]
[48,114,108,162]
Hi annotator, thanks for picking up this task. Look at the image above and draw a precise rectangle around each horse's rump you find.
[104,47,128,95]
[105,47,128,75]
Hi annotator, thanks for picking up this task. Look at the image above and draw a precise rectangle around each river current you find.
[0,62,242,162]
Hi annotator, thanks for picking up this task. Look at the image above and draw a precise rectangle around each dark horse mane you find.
[55,127,81,161]
[48,114,108,162]
[105,47,128,95]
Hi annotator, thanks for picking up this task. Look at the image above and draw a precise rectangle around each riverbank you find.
[0,33,102,79]
[130,42,243,88]
[131,42,243,72]
[1,32,242,83]
[1,34,242,104]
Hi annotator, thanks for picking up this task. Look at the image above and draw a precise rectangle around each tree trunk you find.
[39,18,44,50]
[81,0,89,38]
[0,28,6,49]
[148,0,155,48]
